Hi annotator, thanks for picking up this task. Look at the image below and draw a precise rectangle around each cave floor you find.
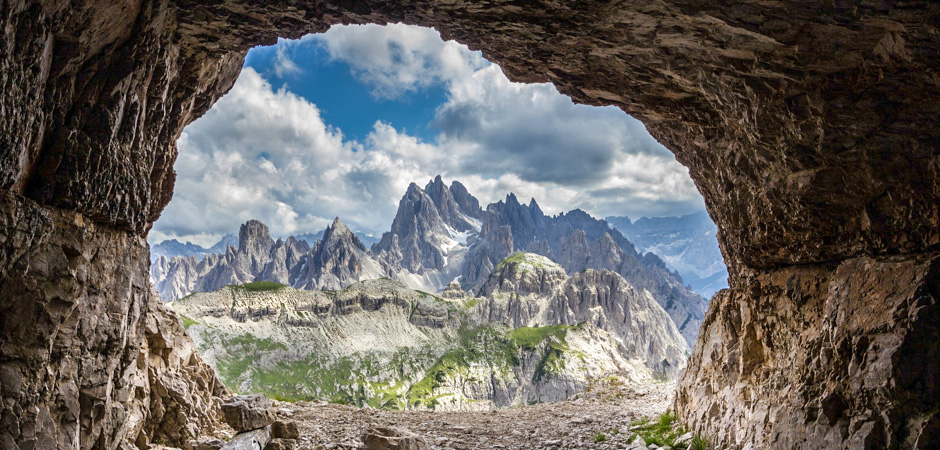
[268,381,674,449]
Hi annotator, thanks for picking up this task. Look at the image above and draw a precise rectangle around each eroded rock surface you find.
[677,255,939,449]
[0,193,228,447]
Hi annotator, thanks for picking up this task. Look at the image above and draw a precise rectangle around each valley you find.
[170,252,687,410]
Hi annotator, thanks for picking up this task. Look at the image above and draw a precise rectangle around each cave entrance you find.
[149,24,722,417]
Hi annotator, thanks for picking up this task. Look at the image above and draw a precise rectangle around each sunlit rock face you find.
[1,0,938,448]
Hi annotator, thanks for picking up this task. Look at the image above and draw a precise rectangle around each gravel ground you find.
[273,381,675,449]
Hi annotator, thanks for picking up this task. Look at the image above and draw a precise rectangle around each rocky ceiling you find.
[1,0,938,448]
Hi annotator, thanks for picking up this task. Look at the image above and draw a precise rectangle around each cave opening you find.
[149,23,724,420]
[2,2,937,449]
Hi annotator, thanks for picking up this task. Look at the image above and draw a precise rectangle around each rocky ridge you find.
[153,178,706,346]
[170,253,687,411]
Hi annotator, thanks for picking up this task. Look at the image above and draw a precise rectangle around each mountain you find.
[459,196,706,345]
[150,176,707,345]
[150,239,211,262]
[170,253,687,410]
[606,212,728,299]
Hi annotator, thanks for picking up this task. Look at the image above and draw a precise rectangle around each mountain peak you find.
[406,182,423,195]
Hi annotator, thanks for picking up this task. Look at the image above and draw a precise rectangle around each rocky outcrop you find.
[477,253,688,379]
[676,255,940,449]
[3,0,939,447]
[372,181,479,274]
[221,394,275,432]
[463,195,707,345]
[0,193,227,448]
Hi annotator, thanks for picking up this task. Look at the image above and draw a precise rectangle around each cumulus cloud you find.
[309,23,486,99]
[151,24,705,247]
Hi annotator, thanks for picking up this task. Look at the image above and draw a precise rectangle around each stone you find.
[673,432,692,446]
[221,427,272,450]
[191,439,226,450]
[221,394,275,432]
[264,438,297,450]
[361,426,429,450]
[271,421,300,440]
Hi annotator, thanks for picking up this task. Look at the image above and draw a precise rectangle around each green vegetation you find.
[407,325,519,409]
[593,433,608,443]
[179,315,199,329]
[461,298,479,310]
[690,435,713,450]
[629,412,713,449]
[227,281,287,292]
[508,324,571,350]
[494,252,553,272]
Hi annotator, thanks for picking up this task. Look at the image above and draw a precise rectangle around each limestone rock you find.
[221,394,275,432]
[0,194,227,448]
[221,427,272,450]
[361,426,428,450]
[271,421,300,440]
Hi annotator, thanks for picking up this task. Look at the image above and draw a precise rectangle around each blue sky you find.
[243,39,447,143]
[150,24,706,247]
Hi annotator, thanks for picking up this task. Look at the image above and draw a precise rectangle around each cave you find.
[1,1,938,449]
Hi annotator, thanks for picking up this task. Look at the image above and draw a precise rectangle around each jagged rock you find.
[221,394,275,432]
[174,255,686,409]
[361,426,428,450]
[221,427,272,450]
[271,421,300,440]
[440,281,468,299]
[0,194,227,448]
[294,218,387,291]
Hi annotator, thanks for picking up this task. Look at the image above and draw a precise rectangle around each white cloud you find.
[311,23,486,99]
[152,25,706,247]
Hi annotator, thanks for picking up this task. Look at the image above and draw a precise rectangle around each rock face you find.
[0,193,228,447]
[677,255,940,448]
[2,0,939,448]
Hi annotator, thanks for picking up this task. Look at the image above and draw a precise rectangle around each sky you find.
[149,24,706,247]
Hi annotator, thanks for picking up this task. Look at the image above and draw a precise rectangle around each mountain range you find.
[171,253,688,409]
[151,176,708,345]
[606,212,728,298]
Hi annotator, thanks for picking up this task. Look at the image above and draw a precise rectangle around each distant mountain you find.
[151,176,708,345]
[151,240,210,262]
[606,212,728,298]
[171,253,687,409]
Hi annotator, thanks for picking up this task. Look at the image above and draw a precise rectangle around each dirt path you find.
[277,381,675,449]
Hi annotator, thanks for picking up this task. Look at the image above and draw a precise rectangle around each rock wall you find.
[677,255,939,449]
[0,193,228,448]
[1,0,938,448]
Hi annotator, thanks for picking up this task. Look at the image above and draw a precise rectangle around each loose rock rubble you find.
[276,381,675,449]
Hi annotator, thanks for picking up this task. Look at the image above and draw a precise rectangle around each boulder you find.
[361,426,428,450]
[221,394,275,432]
[221,427,271,450]
[271,421,300,440]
